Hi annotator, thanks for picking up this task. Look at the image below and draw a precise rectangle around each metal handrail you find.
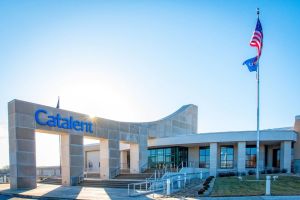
[177,161,184,172]
[140,162,148,173]
[128,171,207,196]
[110,167,120,178]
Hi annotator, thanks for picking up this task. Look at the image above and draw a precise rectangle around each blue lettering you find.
[34,109,93,133]
[56,114,61,128]
[35,109,48,125]
[47,116,56,127]
[73,120,81,131]
[60,118,69,129]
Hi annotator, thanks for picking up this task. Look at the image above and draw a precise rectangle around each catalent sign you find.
[35,108,93,133]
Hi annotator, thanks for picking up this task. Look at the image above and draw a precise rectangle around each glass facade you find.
[199,147,210,168]
[220,146,234,168]
[246,146,257,168]
[148,147,188,168]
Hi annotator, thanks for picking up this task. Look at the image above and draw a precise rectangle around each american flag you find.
[250,18,263,59]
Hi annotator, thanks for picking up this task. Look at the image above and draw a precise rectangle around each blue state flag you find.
[243,57,258,72]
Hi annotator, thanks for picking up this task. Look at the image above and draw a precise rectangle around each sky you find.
[0,0,300,168]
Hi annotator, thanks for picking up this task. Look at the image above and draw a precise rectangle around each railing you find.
[77,173,85,184]
[110,167,120,178]
[176,161,184,172]
[128,171,208,196]
[140,162,148,173]
[146,169,164,182]
[0,174,9,184]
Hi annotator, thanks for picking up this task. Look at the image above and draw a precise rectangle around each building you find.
[8,99,300,189]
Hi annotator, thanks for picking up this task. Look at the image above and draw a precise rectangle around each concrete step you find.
[115,173,152,180]
[38,178,62,185]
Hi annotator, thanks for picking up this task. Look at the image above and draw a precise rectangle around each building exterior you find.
[8,99,300,190]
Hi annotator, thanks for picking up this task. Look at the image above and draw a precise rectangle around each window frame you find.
[246,145,257,168]
[199,146,210,168]
[220,145,234,169]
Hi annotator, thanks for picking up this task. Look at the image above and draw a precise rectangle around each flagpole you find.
[256,8,260,180]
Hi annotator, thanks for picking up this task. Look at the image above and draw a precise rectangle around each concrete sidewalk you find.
[1,184,300,200]
[0,184,153,200]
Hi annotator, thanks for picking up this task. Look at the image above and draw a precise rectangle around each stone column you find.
[130,143,140,173]
[280,141,292,173]
[209,143,217,176]
[8,101,37,189]
[237,142,246,173]
[9,127,36,189]
[100,138,120,179]
[259,144,265,170]
[188,146,199,168]
[60,134,84,186]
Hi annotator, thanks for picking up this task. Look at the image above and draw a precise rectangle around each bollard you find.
[184,173,187,186]
[4,175,6,183]
[166,178,171,195]
[266,175,271,195]
[200,171,203,179]
[178,175,181,189]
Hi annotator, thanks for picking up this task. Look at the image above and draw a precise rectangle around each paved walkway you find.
[1,184,300,200]
[0,184,153,200]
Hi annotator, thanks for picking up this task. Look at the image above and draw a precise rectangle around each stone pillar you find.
[9,127,36,189]
[130,143,140,173]
[188,146,199,167]
[120,150,128,169]
[237,142,246,173]
[280,141,292,173]
[8,101,37,189]
[209,143,217,176]
[61,134,84,186]
[61,134,70,186]
[259,144,265,170]
[100,138,120,179]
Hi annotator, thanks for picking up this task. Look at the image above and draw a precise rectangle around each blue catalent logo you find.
[35,109,93,133]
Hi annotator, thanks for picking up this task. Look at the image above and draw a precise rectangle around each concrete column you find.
[259,144,266,170]
[130,127,148,174]
[130,144,140,173]
[9,127,36,189]
[280,141,292,173]
[8,100,37,189]
[61,134,70,186]
[237,142,246,173]
[120,150,128,169]
[209,143,217,176]
[100,138,120,179]
[188,146,199,168]
[61,134,84,186]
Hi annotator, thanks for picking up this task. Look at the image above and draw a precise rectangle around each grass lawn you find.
[211,175,300,196]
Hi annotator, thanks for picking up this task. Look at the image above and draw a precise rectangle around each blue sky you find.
[0,0,300,167]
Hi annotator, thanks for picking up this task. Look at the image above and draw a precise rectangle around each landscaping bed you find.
[211,175,300,197]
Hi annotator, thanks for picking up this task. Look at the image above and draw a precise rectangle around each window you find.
[147,147,188,168]
[220,146,234,168]
[199,147,210,168]
[246,146,257,168]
